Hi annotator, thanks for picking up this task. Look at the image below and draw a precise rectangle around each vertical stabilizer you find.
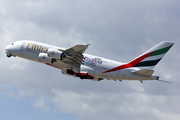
[103,41,174,73]
[129,41,174,69]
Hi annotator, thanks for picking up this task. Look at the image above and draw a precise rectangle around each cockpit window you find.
[11,43,14,45]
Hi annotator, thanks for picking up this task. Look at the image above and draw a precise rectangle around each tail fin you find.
[129,41,174,69]
[103,41,174,73]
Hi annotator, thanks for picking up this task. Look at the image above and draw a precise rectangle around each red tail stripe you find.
[128,51,154,66]
[75,73,88,76]
[103,51,154,73]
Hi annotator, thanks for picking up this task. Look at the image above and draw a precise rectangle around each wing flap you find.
[131,69,154,77]
[60,44,90,71]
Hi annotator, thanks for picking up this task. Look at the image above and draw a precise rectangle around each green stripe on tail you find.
[148,45,173,57]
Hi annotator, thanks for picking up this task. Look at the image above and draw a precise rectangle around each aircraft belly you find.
[23,53,39,61]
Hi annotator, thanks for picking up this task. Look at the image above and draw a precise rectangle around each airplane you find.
[5,40,174,83]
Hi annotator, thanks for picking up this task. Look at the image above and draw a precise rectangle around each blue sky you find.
[0,93,79,120]
[0,0,180,120]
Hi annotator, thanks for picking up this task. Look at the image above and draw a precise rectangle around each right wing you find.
[59,44,90,71]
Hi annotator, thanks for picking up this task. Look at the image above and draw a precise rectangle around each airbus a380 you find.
[5,40,174,83]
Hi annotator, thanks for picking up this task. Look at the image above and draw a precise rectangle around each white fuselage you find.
[5,40,158,81]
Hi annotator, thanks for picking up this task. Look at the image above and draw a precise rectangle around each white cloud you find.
[49,89,180,120]
[33,96,50,113]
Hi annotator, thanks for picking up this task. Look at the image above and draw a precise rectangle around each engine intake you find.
[66,69,75,75]
[47,49,65,60]
[38,53,56,63]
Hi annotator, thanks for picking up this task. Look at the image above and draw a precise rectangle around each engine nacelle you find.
[61,68,103,81]
[61,70,76,77]
[38,53,56,63]
[47,49,65,60]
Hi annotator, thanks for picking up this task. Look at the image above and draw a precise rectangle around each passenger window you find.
[11,43,14,45]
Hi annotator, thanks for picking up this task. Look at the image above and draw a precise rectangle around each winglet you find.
[85,43,91,49]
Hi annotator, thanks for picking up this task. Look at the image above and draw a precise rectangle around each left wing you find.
[59,44,90,71]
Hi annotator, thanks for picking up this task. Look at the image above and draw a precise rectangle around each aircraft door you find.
[96,63,101,70]
[116,71,120,76]
[19,44,25,51]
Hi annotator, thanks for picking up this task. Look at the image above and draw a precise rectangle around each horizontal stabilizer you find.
[131,69,154,77]
[157,79,171,83]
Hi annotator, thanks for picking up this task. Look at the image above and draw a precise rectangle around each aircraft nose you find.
[5,45,11,51]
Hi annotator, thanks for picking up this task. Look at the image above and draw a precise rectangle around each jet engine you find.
[61,69,103,81]
[38,53,56,63]
[47,49,66,60]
